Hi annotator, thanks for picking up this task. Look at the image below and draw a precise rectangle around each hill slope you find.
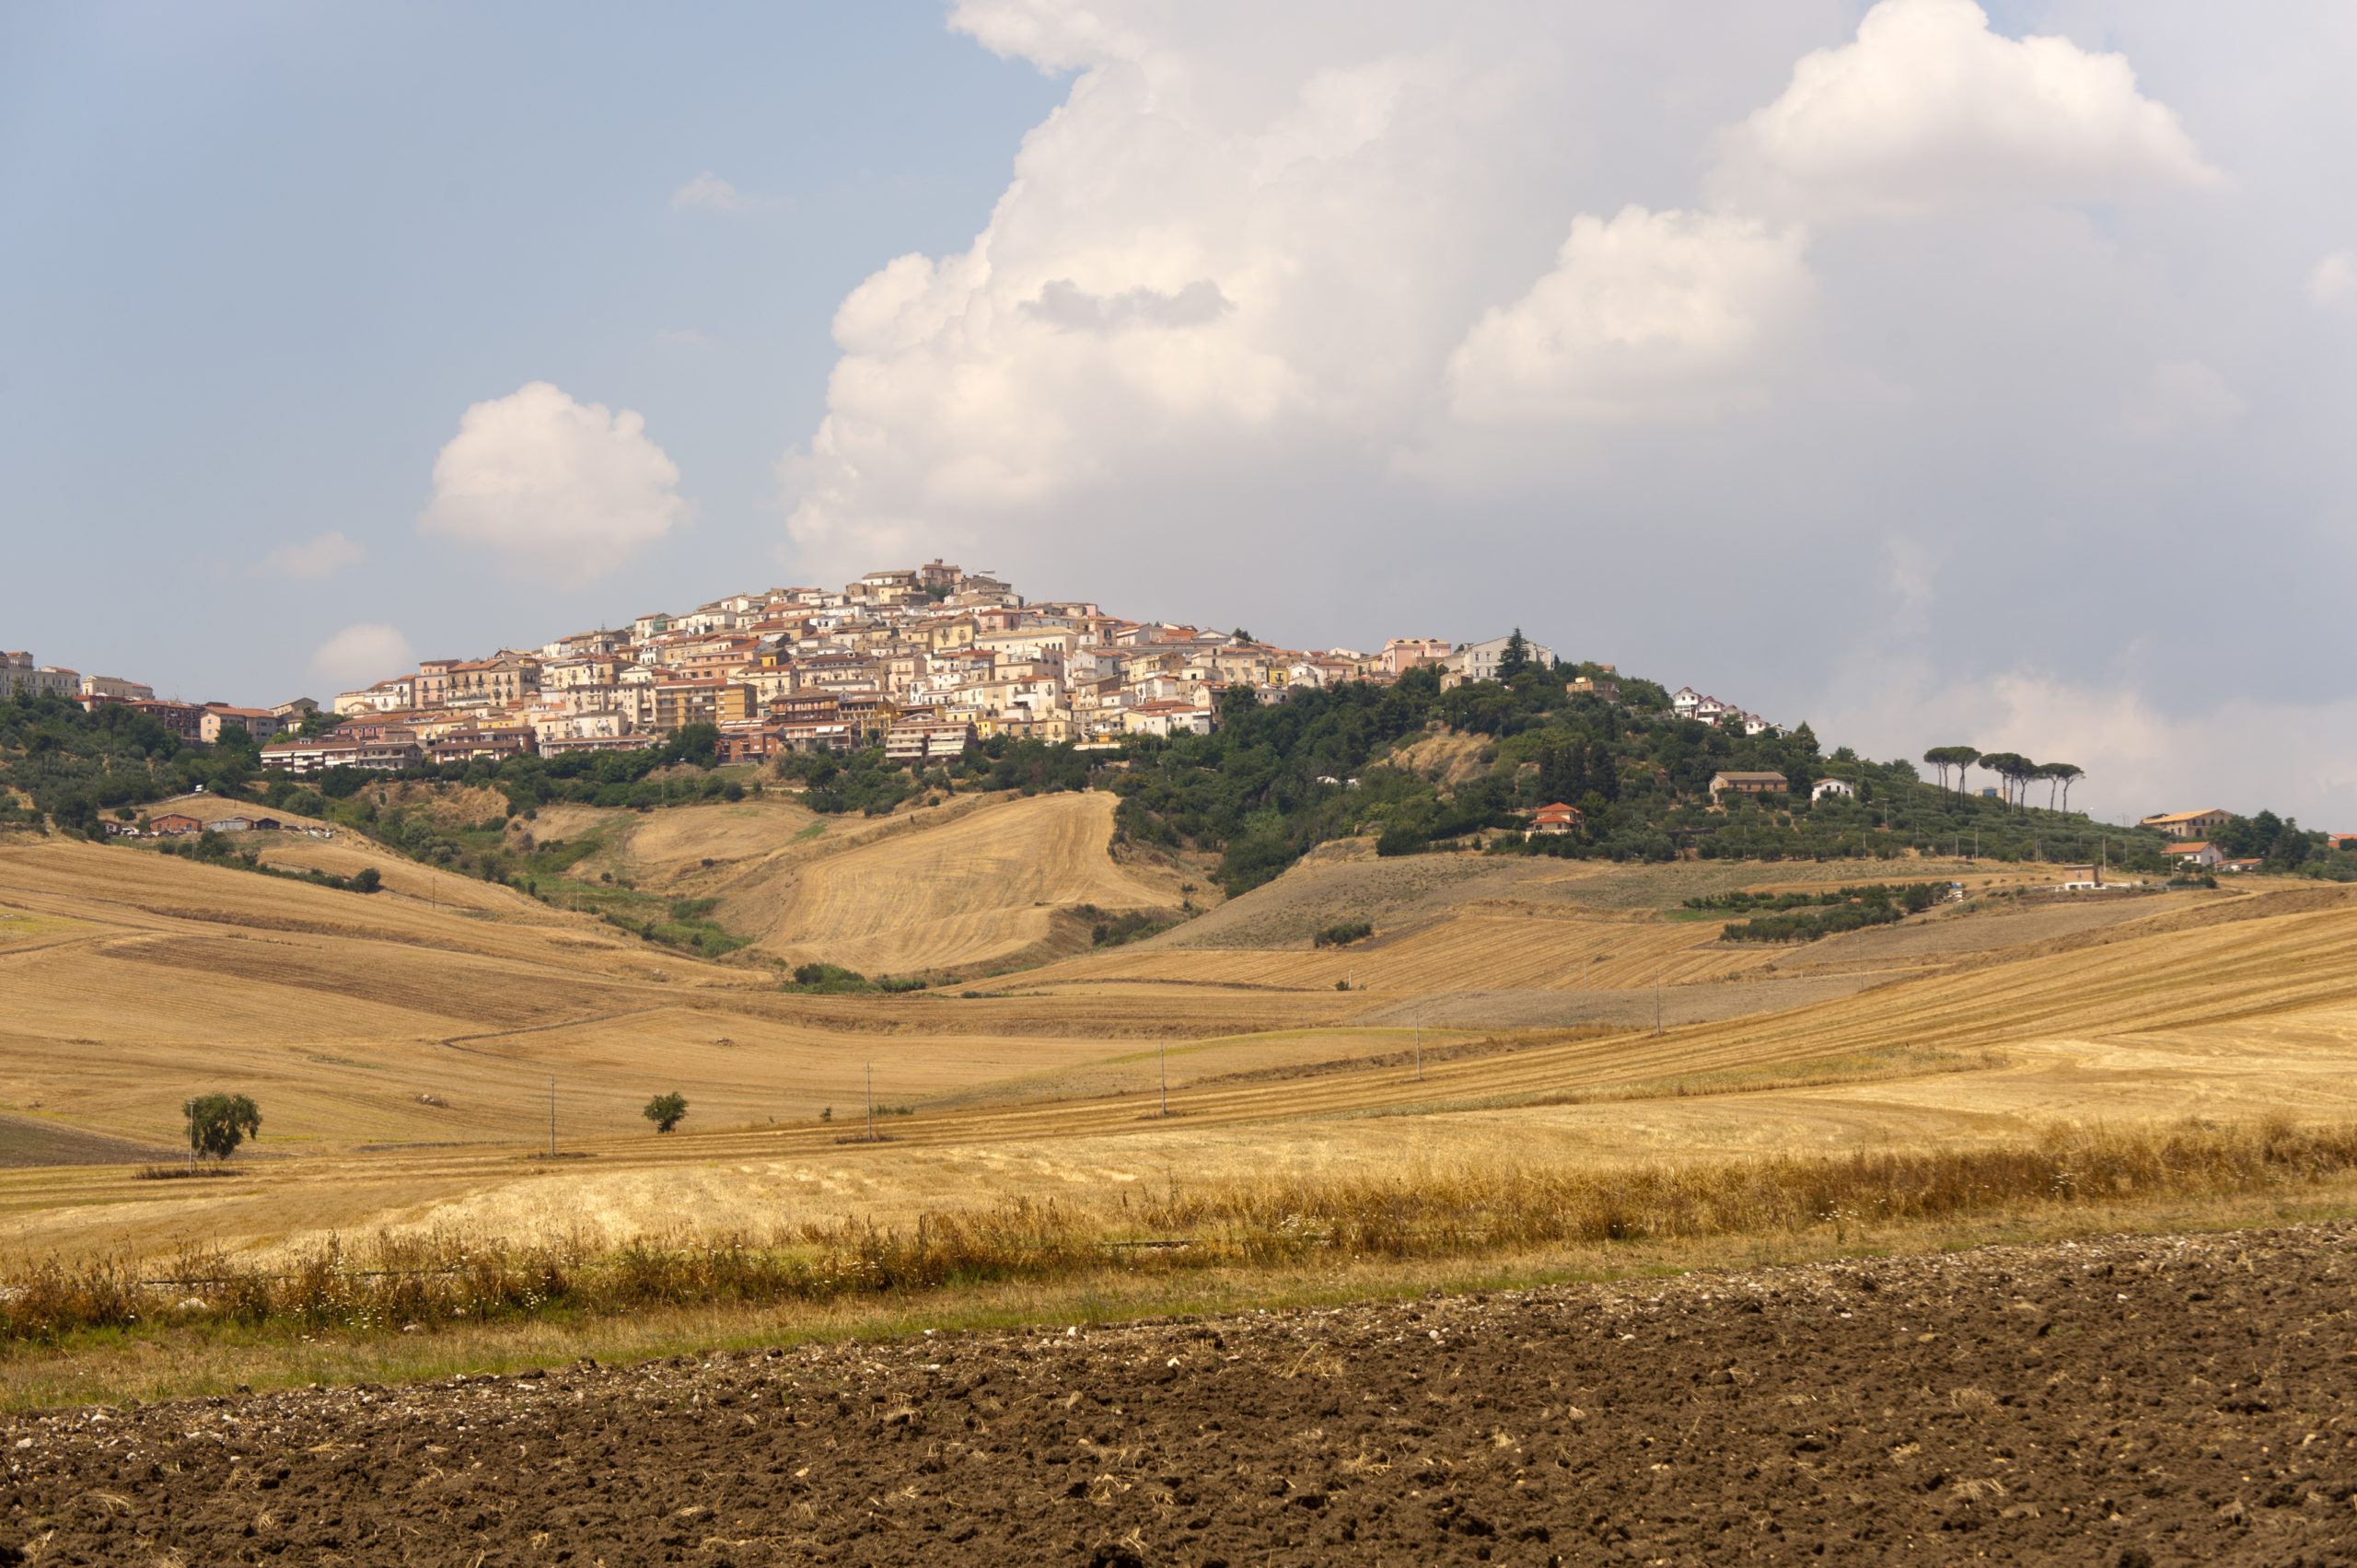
[716,791,1179,975]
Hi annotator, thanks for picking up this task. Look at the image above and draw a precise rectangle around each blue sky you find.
[2,2,1057,679]
[6,2,2356,825]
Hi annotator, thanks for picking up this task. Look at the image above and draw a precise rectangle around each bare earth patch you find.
[7,1224,2353,1565]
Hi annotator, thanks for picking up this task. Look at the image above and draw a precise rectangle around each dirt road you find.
[6,1225,2355,1565]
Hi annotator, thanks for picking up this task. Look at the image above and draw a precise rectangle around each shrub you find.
[785,963,873,993]
[1313,920,1374,947]
[643,1092,688,1133]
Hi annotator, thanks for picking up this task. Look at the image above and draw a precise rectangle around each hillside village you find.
[7,563,1779,774]
[10,563,2352,889]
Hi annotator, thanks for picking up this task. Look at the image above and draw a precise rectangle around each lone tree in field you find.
[184,1093,261,1161]
[644,1091,689,1133]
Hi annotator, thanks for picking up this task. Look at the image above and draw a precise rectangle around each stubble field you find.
[3,796,2356,1272]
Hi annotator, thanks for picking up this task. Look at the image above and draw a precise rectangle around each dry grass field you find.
[712,792,1183,974]
[6,799,2356,1308]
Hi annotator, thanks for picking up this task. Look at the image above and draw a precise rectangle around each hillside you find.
[712,791,1182,975]
[4,830,2355,1272]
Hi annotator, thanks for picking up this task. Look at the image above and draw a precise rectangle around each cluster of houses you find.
[17,575,1787,790]
[183,564,1583,773]
[119,810,336,841]
[5,649,304,746]
[1671,687,1784,738]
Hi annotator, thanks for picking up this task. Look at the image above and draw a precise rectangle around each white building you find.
[3,653,80,701]
[1447,634,1556,682]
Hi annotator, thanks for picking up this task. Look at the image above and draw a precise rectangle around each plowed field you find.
[9,1225,2353,1566]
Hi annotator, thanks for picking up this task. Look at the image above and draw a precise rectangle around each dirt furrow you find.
[7,1225,2354,1565]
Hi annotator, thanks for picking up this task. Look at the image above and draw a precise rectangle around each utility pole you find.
[866,1063,874,1143]
[549,1075,556,1156]
[1415,1013,1422,1082]
[1655,964,1663,1037]
[1159,1040,1167,1118]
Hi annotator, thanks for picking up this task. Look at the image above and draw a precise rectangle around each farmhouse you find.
[1530,802,1583,835]
[1710,771,1789,800]
[1811,778,1854,801]
[149,813,203,835]
[2140,807,2230,840]
[2167,842,2223,867]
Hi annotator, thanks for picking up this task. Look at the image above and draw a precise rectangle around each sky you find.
[5,1,2355,827]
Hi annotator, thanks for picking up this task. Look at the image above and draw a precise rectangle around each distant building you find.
[261,737,424,774]
[885,719,978,762]
[2140,807,2231,840]
[1710,771,1789,799]
[1811,778,1854,801]
[3,654,80,701]
[1381,638,1453,676]
[2166,842,2223,867]
[199,704,285,745]
[1446,634,1555,683]
[1530,802,1583,835]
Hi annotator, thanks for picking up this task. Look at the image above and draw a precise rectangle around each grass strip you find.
[7,1186,2354,1412]
[4,1116,2351,1394]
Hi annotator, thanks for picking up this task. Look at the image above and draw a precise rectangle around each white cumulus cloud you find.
[671,172,749,213]
[1717,0,2221,215]
[1447,206,1811,423]
[418,381,691,587]
[254,530,364,580]
[311,623,413,689]
[2309,251,2357,310]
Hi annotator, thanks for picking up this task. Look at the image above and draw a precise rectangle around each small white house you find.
[1811,778,1855,801]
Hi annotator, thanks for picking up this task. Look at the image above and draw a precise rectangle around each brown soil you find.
[9,1225,2355,1565]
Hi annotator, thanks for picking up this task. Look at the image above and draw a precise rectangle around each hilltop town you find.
[14,562,1776,774]
[9,563,2349,888]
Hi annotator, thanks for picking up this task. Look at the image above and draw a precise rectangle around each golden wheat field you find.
[4,791,2355,1273]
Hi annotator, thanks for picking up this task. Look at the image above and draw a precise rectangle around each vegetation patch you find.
[5,1119,2350,1346]
[1312,920,1375,947]
[781,963,927,994]
[1074,903,1177,947]
[1716,880,1945,942]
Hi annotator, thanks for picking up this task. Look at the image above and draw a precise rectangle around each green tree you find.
[349,865,382,894]
[184,1093,261,1160]
[1976,751,2032,808]
[2043,762,2084,813]
[643,1091,689,1133]
[1922,746,1980,794]
[663,724,720,769]
[1497,628,1530,683]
